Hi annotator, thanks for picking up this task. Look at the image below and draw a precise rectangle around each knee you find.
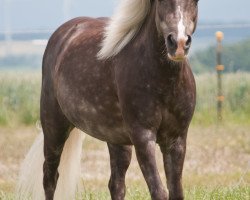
[150,187,168,200]
[108,178,126,200]
[108,175,124,189]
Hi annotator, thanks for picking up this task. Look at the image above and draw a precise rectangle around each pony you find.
[18,0,199,199]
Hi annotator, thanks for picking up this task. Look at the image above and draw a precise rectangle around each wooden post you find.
[215,31,224,122]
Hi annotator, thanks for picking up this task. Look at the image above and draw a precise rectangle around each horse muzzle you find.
[166,33,192,62]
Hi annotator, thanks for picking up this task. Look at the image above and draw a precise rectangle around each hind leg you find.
[107,143,132,200]
[41,98,72,200]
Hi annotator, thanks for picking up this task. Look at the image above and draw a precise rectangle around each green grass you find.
[185,186,250,200]
[193,73,250,125]
[79,186,250,200]
[0,71,250,126]
[1,186,249,200]
[0,71,41,126]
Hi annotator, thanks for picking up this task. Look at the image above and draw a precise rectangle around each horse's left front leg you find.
[160,132,187,200]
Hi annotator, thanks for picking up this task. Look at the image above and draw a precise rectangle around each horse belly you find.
[57,77,131,144]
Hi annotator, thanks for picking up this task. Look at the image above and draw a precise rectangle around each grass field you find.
[0,71,249,199]
[1,71,250,126]
[0,71,40,126]
[193,73,250,125]
[0,125,249,199]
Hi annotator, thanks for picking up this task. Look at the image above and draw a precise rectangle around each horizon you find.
[0,0,250,32]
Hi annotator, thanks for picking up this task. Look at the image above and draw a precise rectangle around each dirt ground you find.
[0,124,249,193]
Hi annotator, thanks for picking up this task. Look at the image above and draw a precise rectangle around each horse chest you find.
[161,87,195,130]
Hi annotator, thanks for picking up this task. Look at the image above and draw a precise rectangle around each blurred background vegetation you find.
[1,71,250,126]
[0,36,250,126]
[191,38,250,73]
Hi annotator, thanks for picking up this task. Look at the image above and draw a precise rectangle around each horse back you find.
[42,17,108,77]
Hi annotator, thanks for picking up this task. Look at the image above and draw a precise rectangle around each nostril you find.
[185,35,192,49]
[167,34,177,49]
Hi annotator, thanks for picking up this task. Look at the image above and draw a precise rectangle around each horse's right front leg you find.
[108,143,132,200]
[131,128,168,200]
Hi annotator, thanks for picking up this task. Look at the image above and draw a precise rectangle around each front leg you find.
[131,128,168,200]
[160,134,187,200]
[108,143,132,200]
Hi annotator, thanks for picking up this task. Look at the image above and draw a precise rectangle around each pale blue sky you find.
[0,0,249,31]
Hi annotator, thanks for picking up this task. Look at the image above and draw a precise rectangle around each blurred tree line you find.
[0,38,250,73]
[0,54,42,70]
[190,38,250,74]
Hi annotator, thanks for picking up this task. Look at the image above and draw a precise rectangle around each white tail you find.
[17,129,84,200]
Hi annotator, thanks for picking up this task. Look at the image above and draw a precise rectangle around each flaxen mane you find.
[97,0,151,59]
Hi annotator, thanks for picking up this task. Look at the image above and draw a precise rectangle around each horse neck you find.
[134,0,159,49]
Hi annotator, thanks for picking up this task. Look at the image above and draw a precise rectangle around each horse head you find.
[156,0,199,61]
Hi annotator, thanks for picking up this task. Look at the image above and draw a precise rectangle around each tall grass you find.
[0,71,41,126]
[0,71,249,126]
[193,73,250,125]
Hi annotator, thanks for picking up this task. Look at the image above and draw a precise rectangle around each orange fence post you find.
[215,31,224,122]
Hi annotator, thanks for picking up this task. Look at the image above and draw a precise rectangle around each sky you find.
[0,0,249,31]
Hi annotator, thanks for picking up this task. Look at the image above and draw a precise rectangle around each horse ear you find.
[194,0,199,5]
